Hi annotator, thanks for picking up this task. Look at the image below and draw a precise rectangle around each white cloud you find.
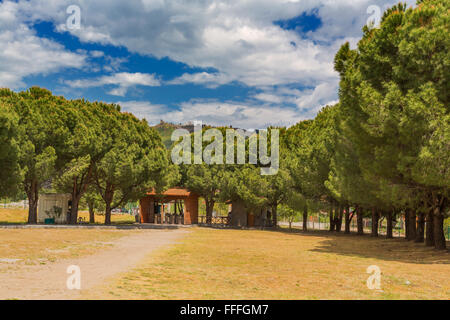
[90,50,104,58]
[253,79,339,118]
[0,1,85,89]
[119,99,305,129]
[1,0,419,126]
[65,72,161,96]
[168,72,232,88]
[307,0,416,43]
[293,81,340,115]
[6,0,346,90]
[118,100,171,121]
[252,93,285,104]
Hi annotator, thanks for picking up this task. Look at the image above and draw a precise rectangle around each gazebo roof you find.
[146,188,197,198]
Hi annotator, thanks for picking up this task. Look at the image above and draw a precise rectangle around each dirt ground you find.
[0,227,448,300]
[84,228,450,300]
[0,229,189,300]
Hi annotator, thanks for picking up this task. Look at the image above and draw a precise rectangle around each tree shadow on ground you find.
[269,228,450,265]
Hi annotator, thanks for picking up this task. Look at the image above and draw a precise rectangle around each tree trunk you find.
[386,211,393,239]
[204,199,214,224]
[433,206,446,250]
[405,210,409,240]
[70,166,93,225]
[104,190,114,225]
[105,202,112,225]
[272,205,278,228]
[26,180,39,224]
[302,205,308,231]
[371,208,379,237]
[425,209,434,247]
[357,206,364,235]
[89,205,95,224]
[344,205,351,234]
[335,205,343,232]
[329,204,335,232]
[407,209,416,241]
[69,196,81,225]
[415,211,425,243]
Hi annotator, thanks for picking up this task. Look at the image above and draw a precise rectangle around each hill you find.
[151,121,198,149]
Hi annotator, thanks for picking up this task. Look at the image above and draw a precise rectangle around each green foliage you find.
[92,111,170,223]
[285,107,338,205]
[185,163,226,216]
[334,0,449,209]
[279,204,300,225]
[0,87,66,222]
[220,165,267,212]
[0,93,21,197]
[0,87,170,224]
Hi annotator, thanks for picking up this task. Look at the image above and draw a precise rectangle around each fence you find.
[1,200,28,209]
[280,217,450,240]
[198,216,230,227]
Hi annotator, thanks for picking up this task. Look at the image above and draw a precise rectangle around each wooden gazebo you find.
[139,188,199,225]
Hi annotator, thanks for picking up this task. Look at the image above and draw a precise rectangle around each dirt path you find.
[0,229,189,300]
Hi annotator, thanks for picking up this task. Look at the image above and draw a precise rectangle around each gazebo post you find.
[139,188,199,225]
[184,195,199,225]
[139,197,150,223]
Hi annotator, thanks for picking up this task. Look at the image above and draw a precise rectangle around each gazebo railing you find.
[154,213,184,225]
[198,216,231,227]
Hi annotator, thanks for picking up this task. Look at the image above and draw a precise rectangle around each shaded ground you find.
[84,228,450,300]
[275,228,450,264]
[0,229,188,300]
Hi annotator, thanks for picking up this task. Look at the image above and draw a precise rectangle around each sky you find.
[0,0,416,129]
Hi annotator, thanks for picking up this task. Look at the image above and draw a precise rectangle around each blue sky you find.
[0,0,415,129]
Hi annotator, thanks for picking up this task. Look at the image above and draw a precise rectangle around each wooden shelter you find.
[139,188,199,225]
[228,200,273,228]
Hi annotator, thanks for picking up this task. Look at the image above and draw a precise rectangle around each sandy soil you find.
[0,229,189,300]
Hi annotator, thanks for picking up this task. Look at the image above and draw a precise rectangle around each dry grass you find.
[0,209,28,224]
[0,208,135,225]
[0,228,133,267]
[88,228,450,300]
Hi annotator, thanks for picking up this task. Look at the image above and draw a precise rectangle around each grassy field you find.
[86,228,450,300]
[0,208,135,225]
[0,228,132,266]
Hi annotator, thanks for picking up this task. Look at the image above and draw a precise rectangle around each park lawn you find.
[0,228,133,266]
[86,228,450,300]
[0,208,135,225]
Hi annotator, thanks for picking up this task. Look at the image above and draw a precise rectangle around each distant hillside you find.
[151,121,247,149]
[151,121,199,149]
[151,121,178,149]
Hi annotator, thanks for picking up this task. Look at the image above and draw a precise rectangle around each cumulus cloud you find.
[6,0,343,89]
[253,80,339,117]
[168,72,233,88]
[119,99,304,129]
[22,0,415,87]
[65,72,161,96]
[0,0,418,126]
[0,1,85,89]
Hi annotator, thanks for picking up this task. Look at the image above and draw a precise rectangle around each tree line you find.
[176,0,449,250]
[286,0,449,250]
[0,0,447,249]
[0,87,173,224]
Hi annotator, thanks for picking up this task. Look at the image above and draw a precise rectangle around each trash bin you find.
[44,218,55,225]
